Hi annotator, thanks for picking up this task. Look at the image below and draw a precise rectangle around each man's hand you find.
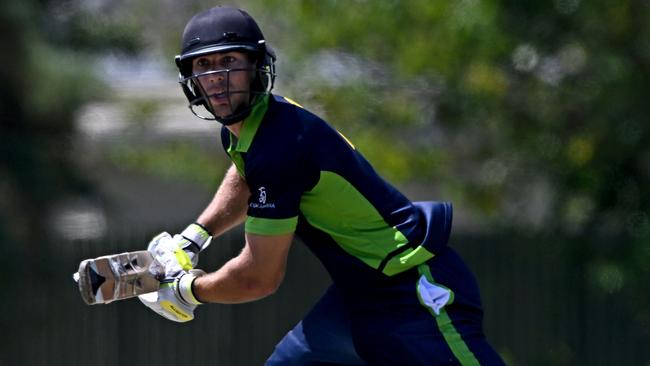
[148,223,212,277]
[138,270,205,322]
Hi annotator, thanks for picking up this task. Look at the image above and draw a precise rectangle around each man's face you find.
[191,51,255,119]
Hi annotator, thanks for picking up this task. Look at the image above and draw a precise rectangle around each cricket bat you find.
[73,251,165,305]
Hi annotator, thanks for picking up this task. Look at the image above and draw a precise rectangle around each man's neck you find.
[226,121,244,138]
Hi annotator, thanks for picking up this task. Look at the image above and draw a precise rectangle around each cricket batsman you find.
[136,5,506,365]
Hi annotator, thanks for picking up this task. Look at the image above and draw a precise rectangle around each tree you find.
[0,1,142,363]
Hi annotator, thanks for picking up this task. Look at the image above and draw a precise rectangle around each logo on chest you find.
[258,186,267,204]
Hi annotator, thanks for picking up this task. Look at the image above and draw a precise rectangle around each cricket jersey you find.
[222,94,506,365]
[220,94,453,284]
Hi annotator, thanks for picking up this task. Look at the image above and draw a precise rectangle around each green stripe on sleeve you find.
[245,216,298,235]
[417,265,480,366]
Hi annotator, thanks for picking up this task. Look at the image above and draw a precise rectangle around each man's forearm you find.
[192,232,293,304]
[192,255,274,304]
[197,164,250,237]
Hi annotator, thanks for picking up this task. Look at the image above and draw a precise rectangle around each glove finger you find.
[155,252,185,278]
[147,232,172,252]
[152,247,190,277]
[150,236,183,266]
[138,292,174,321]
[139,288,194,323]
[138,291,159,303]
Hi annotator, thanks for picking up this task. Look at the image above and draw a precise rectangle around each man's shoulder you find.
[268,94,324,124]
[246,96,310,167]
[271,94,305,110]
[269,94,342,139]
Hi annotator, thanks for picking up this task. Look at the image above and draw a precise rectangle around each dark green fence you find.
[2,229,647,366]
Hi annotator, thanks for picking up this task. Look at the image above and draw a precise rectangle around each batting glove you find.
[148,223,212,278]
[139,269,205,323]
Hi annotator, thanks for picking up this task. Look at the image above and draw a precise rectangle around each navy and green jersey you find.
[221,94,452,282]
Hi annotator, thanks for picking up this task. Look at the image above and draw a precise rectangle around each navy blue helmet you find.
[176,6,276,124]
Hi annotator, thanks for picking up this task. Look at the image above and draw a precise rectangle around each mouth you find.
[206,91,230,105]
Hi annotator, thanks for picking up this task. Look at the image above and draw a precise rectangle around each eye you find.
[193,58,211,73]
[222,56,236,67]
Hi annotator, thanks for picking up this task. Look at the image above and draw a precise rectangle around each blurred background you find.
[1,0,649,365]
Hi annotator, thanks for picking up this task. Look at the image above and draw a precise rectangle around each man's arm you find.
[192,232,293,304]
[197,164,250,237]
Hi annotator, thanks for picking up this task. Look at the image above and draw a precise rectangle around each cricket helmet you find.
[175,6,276,125]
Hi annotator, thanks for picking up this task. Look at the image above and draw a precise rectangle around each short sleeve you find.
[242,124,318,235]
[244,156,306,234]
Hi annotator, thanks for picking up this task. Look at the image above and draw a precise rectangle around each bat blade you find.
[74,250,164,305]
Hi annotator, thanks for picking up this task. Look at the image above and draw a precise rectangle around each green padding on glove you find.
[173,247,193,271]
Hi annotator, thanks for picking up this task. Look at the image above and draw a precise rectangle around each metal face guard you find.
[185,68,238,119]
[74,251,164,305]
[180,66,272,123]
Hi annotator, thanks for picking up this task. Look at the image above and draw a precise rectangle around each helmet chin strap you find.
[213,104,253,126]
[209,90,263,126]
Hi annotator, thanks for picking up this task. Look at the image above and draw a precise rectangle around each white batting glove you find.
[139,269,205,323]
[147,223,212,278]
[175,222,212,258]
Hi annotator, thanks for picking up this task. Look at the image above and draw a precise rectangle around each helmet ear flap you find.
[175,55,193,80]
[176,54,199,106]
[180,80,197,106]
[179,76,217,120]
[250,47,276,94]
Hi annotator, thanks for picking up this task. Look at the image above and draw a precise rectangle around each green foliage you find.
[0,0,148,326]
[109,142,227,189]
[0,3,147,362]
[26,45,103,121]
[123,98,163,127]
[43,1,145,54]
[247,3,650,362]
[258,0,649,238]
[2,0,649,363]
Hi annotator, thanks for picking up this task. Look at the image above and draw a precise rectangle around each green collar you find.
[229,95,270,153]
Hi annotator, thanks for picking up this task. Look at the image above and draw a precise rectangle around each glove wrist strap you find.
[180,223,212,252]
[177,273,204,305]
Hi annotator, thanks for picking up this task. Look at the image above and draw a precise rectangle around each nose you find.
[207,70,225,84]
